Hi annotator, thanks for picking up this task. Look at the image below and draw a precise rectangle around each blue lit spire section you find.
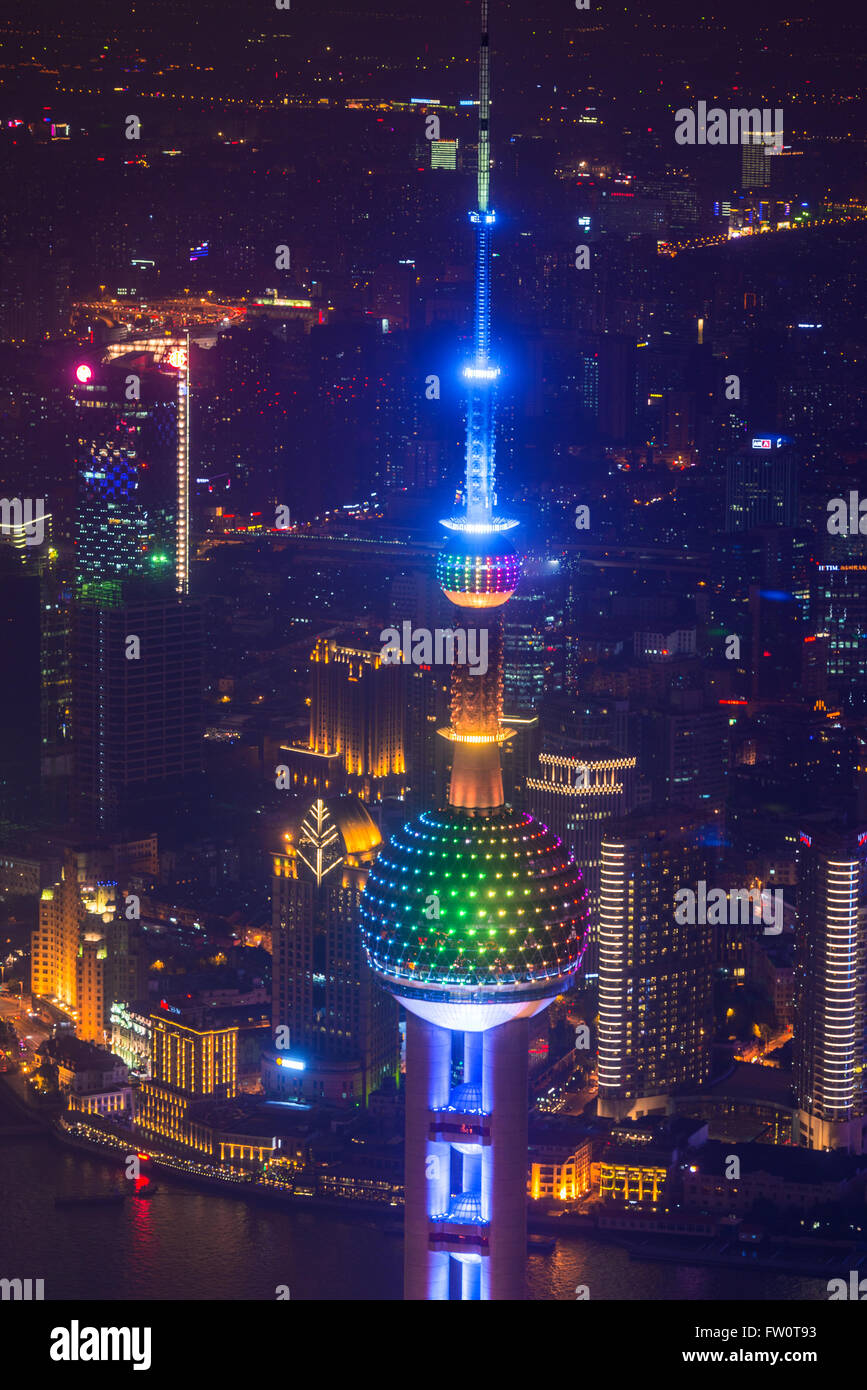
[462,0,502,529]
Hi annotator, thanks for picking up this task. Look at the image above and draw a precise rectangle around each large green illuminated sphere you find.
[359,807,587,1025]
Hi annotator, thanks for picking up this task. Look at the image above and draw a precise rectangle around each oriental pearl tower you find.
[359,0,588,1301]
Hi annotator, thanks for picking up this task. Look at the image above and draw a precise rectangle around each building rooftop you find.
[688,1140,867,1185]
[41,1036,126,1072]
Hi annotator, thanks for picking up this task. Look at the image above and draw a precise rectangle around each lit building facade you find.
[73,336,190,594]
[597,808,713,1120]
[33,863,81,1015]
[795,826,867,1153]
[359,2,588,1301]
[136,1013,238,1154]
[308,631,407,802]
[529,1141,593,1203]
[76,932,107,1045]
[266,795,399,1105]
[526,750,637,973]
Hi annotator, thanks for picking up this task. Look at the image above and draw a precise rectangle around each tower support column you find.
[404,1011,452,1300]
[482,1014,529,1300]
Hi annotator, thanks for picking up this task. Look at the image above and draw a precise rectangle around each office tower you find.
[526,750,637,974]
[359,3,588,1301]
[73,584,203,835]
[811,558,867,709]
[71,341,201,836]
[40,552,74,825]
[431,140,459,170]
[638,691,727,830]
[795,826,867,1153]
[137,1011,238,1153]
[390,569,452,814]
[74,336,190,594]
[541,693,637,761]
[404,664,451,815]
[0,546,41,829]
[741,131,772,191]
[597,807,713,1120]
[748,584,803,701]
[502,561,562,715]
[266,794,399,1105]
[725,435,797,532]
[499,714,541,812]
[308,630,407,802]
[104,912,147,1022]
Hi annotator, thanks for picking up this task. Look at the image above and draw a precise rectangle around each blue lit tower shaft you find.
[358,0,588,1303]
[465,0,499,525]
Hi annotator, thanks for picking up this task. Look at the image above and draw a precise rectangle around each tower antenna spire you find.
[459,0,499,525]
[477,0,491,215]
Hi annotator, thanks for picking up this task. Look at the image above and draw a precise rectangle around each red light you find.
[76,364,92,384]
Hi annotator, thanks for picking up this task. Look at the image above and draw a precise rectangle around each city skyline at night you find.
[1,0,867,1351]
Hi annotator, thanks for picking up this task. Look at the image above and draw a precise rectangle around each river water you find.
[0,1101,829,1301]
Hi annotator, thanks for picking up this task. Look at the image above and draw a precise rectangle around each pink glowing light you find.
[75,364,92,384]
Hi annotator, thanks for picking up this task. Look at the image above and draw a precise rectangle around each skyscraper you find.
[308,631,407,802]
[73,338,190,592]
[741,131,772,192]
[526,749,637,974]
[73,583,203,835]
[795,826,867,1153]
[725,435,797,533]
[359,3,588,1301]
[0,545,41,829]
[266,795,399,1105]
[70,343,202,836]
[597,807,713,1120]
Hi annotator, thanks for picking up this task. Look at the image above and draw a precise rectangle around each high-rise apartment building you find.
[33,856,81,1014]
[598,807,714,1120]
[795,825,867,1153]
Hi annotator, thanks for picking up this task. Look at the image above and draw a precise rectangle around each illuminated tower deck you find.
[359,1,588,1300]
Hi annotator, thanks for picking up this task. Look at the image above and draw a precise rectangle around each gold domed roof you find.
[282,794,382,863]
